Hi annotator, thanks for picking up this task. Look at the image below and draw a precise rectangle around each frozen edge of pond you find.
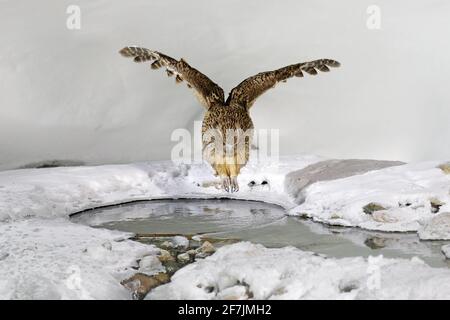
[0,155,448,236]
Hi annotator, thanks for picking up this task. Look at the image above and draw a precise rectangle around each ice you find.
[147,242,450,300]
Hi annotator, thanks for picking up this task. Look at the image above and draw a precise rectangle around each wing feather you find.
[227,59,340,109]
[119,46,224,109]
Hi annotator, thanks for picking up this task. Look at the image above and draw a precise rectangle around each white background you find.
[1,0,449,170]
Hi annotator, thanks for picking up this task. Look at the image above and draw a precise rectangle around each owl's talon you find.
[221,176,231,193]
[230,177,239,193]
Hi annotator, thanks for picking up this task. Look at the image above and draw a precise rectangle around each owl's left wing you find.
[227,59,340,109]
[119,46,224,109]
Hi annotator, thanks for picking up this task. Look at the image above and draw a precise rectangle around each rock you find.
[160,241,174,249]
[163,260,181,275]
[177,252,191,264]
[197,241,216,254]
[430,198,445,214]
[186,249,197,256]
[158,249,175,263]
[285,159,404,203]
[195,252,209,259]
[363,203,386,215]
[121,272,170,299]
[438,162,450,174]
[172,236,189,249]
[139,255,163,274]
[418,212,450,240]
[364,236,387,249]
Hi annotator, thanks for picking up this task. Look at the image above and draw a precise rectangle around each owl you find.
[120,46,340,192]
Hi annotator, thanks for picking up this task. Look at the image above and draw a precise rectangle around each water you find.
[71,199,450,268]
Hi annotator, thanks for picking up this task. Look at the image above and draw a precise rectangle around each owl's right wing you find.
[119,46,225,109]
[227,59,340,109]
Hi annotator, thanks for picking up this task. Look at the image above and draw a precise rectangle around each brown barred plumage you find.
[119,46,340,192]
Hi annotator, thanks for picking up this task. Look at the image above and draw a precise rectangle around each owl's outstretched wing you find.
[227,59,340,109]
[119,46,225,109]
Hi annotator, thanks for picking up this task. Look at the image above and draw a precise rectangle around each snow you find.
[0,156,448,233]
[171,236,190,249]
[0,218,160,299]
[147,242,450,300]
[292,161,450,232]
[0,155,321,222]
[0,155,449,299]
[442,245,450,259]
[419,213,450,240]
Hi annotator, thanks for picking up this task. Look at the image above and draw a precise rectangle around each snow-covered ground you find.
[148,242,450,300]
[1,156,448,235]
[0,155,449,299]
[0,218,160,299]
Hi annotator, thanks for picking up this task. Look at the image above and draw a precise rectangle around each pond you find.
[71,199,450,268]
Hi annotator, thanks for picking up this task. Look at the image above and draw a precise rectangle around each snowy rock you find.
[363,203,387,215]
[139,255,164,275]
[158,249,175,263]
[430,197,445,214]
[418,212,450,240]
[196,241,216,255]
[285,159,403,203]
[177,253,191,264]
[160,241,174,249]
[148,242,450,300]
[186,249,197,256]
[121,272,170,300]
[171,236,189,249]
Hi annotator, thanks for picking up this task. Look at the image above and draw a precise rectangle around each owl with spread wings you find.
[119,46,340,192]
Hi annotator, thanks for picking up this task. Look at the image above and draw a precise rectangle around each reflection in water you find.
[71,199,450,268]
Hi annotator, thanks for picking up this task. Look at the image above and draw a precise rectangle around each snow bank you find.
[292,161,450,233]
[0,156,321,222]
[0,156,448,235]
[0,218,159,299]
[147,242,450,300]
